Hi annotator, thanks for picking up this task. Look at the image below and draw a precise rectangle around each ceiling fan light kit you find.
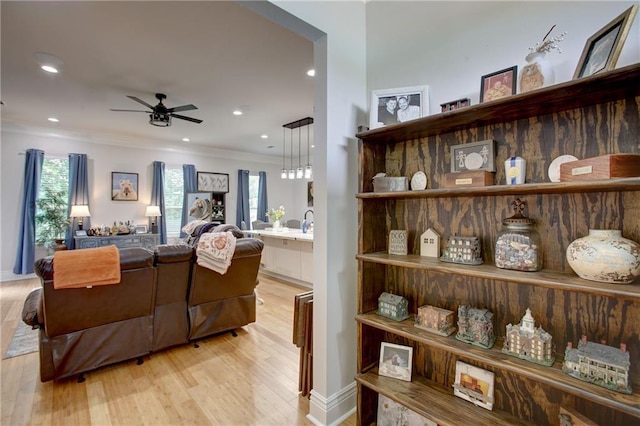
[110,93,202,127]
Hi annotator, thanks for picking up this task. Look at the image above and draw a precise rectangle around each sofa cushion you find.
[212,224,244,239]
[155,244,194,264]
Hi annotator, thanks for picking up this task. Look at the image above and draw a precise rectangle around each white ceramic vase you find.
[519,52,555,93]
[272,220,282,232]
[566,229,640,284]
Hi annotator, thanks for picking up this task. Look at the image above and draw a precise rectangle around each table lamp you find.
[69,205,91,230]
[145,205,161,234]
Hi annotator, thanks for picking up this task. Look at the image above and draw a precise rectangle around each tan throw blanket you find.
[196,231,236,275]
[53,245,121,289]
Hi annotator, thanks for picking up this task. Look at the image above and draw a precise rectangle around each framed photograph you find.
[480,66,517,103]
[197,172,229,193]
[75,229,87,237]
[135,224,148,234]
[111,172,139,201]
[378,342,413,382]
[450,139,496,172]
[186,191,213,221]
[453,361,495,410]
[307,181,314,207]
[377,394,438,426]
[369,85,429,129]
[573,5,638,79]
[440,97,471,112]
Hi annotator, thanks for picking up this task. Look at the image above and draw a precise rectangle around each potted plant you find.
[36,188,70,253]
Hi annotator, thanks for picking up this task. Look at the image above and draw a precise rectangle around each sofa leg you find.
[77,374,86,384]
[137,357,144,365]
[230,330,238,337]
[194,342,200,348]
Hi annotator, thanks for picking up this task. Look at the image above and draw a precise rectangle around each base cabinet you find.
[75,234,159,250]
[259,236,313,286]
[355,65,640,426]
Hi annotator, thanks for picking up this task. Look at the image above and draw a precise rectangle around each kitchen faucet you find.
[303,209,314,233]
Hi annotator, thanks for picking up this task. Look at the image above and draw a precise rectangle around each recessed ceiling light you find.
[261,134,268,139]
[48,117,59,122]
[233,110,243,116]
[34,52,63,74]
[307,69,315,77]
[311,144,315,148]
[41,65,59,73]
[182,138,190,142]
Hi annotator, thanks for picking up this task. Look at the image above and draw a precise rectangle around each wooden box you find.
[444,170,494,188]
[559,154,640,182]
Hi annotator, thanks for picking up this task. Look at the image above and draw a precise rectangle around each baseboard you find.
[0,270,37,283]
[307,381,357,426]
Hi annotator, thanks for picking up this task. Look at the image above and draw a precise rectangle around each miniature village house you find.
[562,335,631,394]
[440,236,482,265]
[420,228,440,258]
[377,292,409,321]
[415,305,456,336]
[456,305,495,348]
[503,308,555,366]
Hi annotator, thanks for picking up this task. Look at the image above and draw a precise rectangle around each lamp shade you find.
[145,205,162,217]
[69,205,91,218]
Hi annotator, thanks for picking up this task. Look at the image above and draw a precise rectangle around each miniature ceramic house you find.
[415,305,456,336]
[377,292,409,321]
[420,228,441,258]
[455,305,495,348]
[440,236,482,265]
[503,308,555,366]
[562,335,631,394]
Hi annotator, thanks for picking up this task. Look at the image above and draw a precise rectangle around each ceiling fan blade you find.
[110,109,150,113]
[171,113,203,124]
[126,95,155,109]
[167,104,198,113]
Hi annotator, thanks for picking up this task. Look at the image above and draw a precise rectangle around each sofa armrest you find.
[22,287,43,328]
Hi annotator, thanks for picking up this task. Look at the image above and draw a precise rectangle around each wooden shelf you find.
[356,64,640,143]
[356,370,532,426]
[356,178,640,199]
[357,312,640,418]
[356,252,640,300]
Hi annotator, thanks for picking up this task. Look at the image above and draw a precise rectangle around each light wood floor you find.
[0,275,356,426]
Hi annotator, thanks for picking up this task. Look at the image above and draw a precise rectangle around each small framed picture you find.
[135,224,148,234]
[186,191,213,221]
[197,172,229,193]
[75,229,87,237]
[450,139,496,172]
[480,66,517,103]
[573,5,638,79]
[377,394,438,426]
[378,342,413,382]
[369,85,429,129]
[453,361,495,410]
[111,172,139,201]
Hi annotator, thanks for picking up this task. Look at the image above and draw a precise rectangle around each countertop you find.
[244,229,314,242]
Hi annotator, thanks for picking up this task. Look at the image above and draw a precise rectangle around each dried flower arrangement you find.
[529,25,567,54]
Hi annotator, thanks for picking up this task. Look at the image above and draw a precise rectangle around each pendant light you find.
[304,121,313,179]
[288,125,295,179]
[280,127,287,179]
[296,126,304,179]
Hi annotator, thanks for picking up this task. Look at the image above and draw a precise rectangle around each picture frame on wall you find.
[480,66,517,102]
[186,191,213,221]
[111,172,139,201]
[378,342,413,382]
[307,181,314,207]
[369,85,429,130]
[573,5,638,79]
[197,172,229,193]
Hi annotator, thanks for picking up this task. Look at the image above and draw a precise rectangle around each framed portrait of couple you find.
[369,85,429,130]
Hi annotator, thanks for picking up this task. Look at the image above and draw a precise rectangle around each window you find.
[164,168,184,236]
[249,173,259,223]
[36,157,69,244]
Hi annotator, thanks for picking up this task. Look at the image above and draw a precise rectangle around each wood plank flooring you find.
[0,275,356,425]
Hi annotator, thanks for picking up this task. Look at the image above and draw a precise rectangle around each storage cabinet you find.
[75,233,159,250]
[355,64,640,426]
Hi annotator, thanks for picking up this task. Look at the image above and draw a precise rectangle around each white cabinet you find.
[257,234,313,287]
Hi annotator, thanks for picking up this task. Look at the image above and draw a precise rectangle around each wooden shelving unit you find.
[355,64,640,426]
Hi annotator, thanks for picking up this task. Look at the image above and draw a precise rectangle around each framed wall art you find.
[450,139,496,172]
[378,342,413,382]
[480,66,517,102]
[573,5,637,79]
[307,181,314,207]
[377,394,437,426]
[197,172,229,193]
[369,85,429,129]
[453,360,495,410]
[135,225,148,234]
[186,192,213,221]
[111,172,139,201]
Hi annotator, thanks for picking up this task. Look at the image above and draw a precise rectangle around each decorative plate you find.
[464,152,484,170]
[411,171,427,190]
[548,155,578,182]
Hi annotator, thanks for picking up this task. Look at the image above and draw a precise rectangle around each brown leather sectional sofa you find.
[23,235,264,382]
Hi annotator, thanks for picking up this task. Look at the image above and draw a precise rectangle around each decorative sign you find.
[389,230,408,255]
[420,228,440,258]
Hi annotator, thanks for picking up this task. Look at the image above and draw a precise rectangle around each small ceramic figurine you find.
[415,305,456,336]
[455,305,495,349]
[377,292,409,321]
[440,236,483,265]
[503,308,554,366]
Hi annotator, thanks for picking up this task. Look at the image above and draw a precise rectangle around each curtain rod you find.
[18,151,93,159]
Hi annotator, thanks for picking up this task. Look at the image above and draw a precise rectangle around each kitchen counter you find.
[244,228,313,242]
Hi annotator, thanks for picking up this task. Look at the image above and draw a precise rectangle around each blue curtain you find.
[151,161,167,244]
[66,153,91,249]
[236,170,250,228]
[257,171,268,224]
[181,164,197,237]
[13,149,44,274]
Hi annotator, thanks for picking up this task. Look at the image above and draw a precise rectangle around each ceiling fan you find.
[110,93,203,127]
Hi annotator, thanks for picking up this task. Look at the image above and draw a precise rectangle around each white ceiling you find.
[1,1,314,158]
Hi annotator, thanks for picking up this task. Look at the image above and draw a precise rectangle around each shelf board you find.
[356,64,640,143]
[357,312,640,418]
[356,252,640,300]
[356,178,640,199]
[356,370,531,426]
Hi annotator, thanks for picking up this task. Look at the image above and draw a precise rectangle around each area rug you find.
[3,321,38,359]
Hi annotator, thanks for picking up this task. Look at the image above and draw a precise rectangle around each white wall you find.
[0,128,304,275]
